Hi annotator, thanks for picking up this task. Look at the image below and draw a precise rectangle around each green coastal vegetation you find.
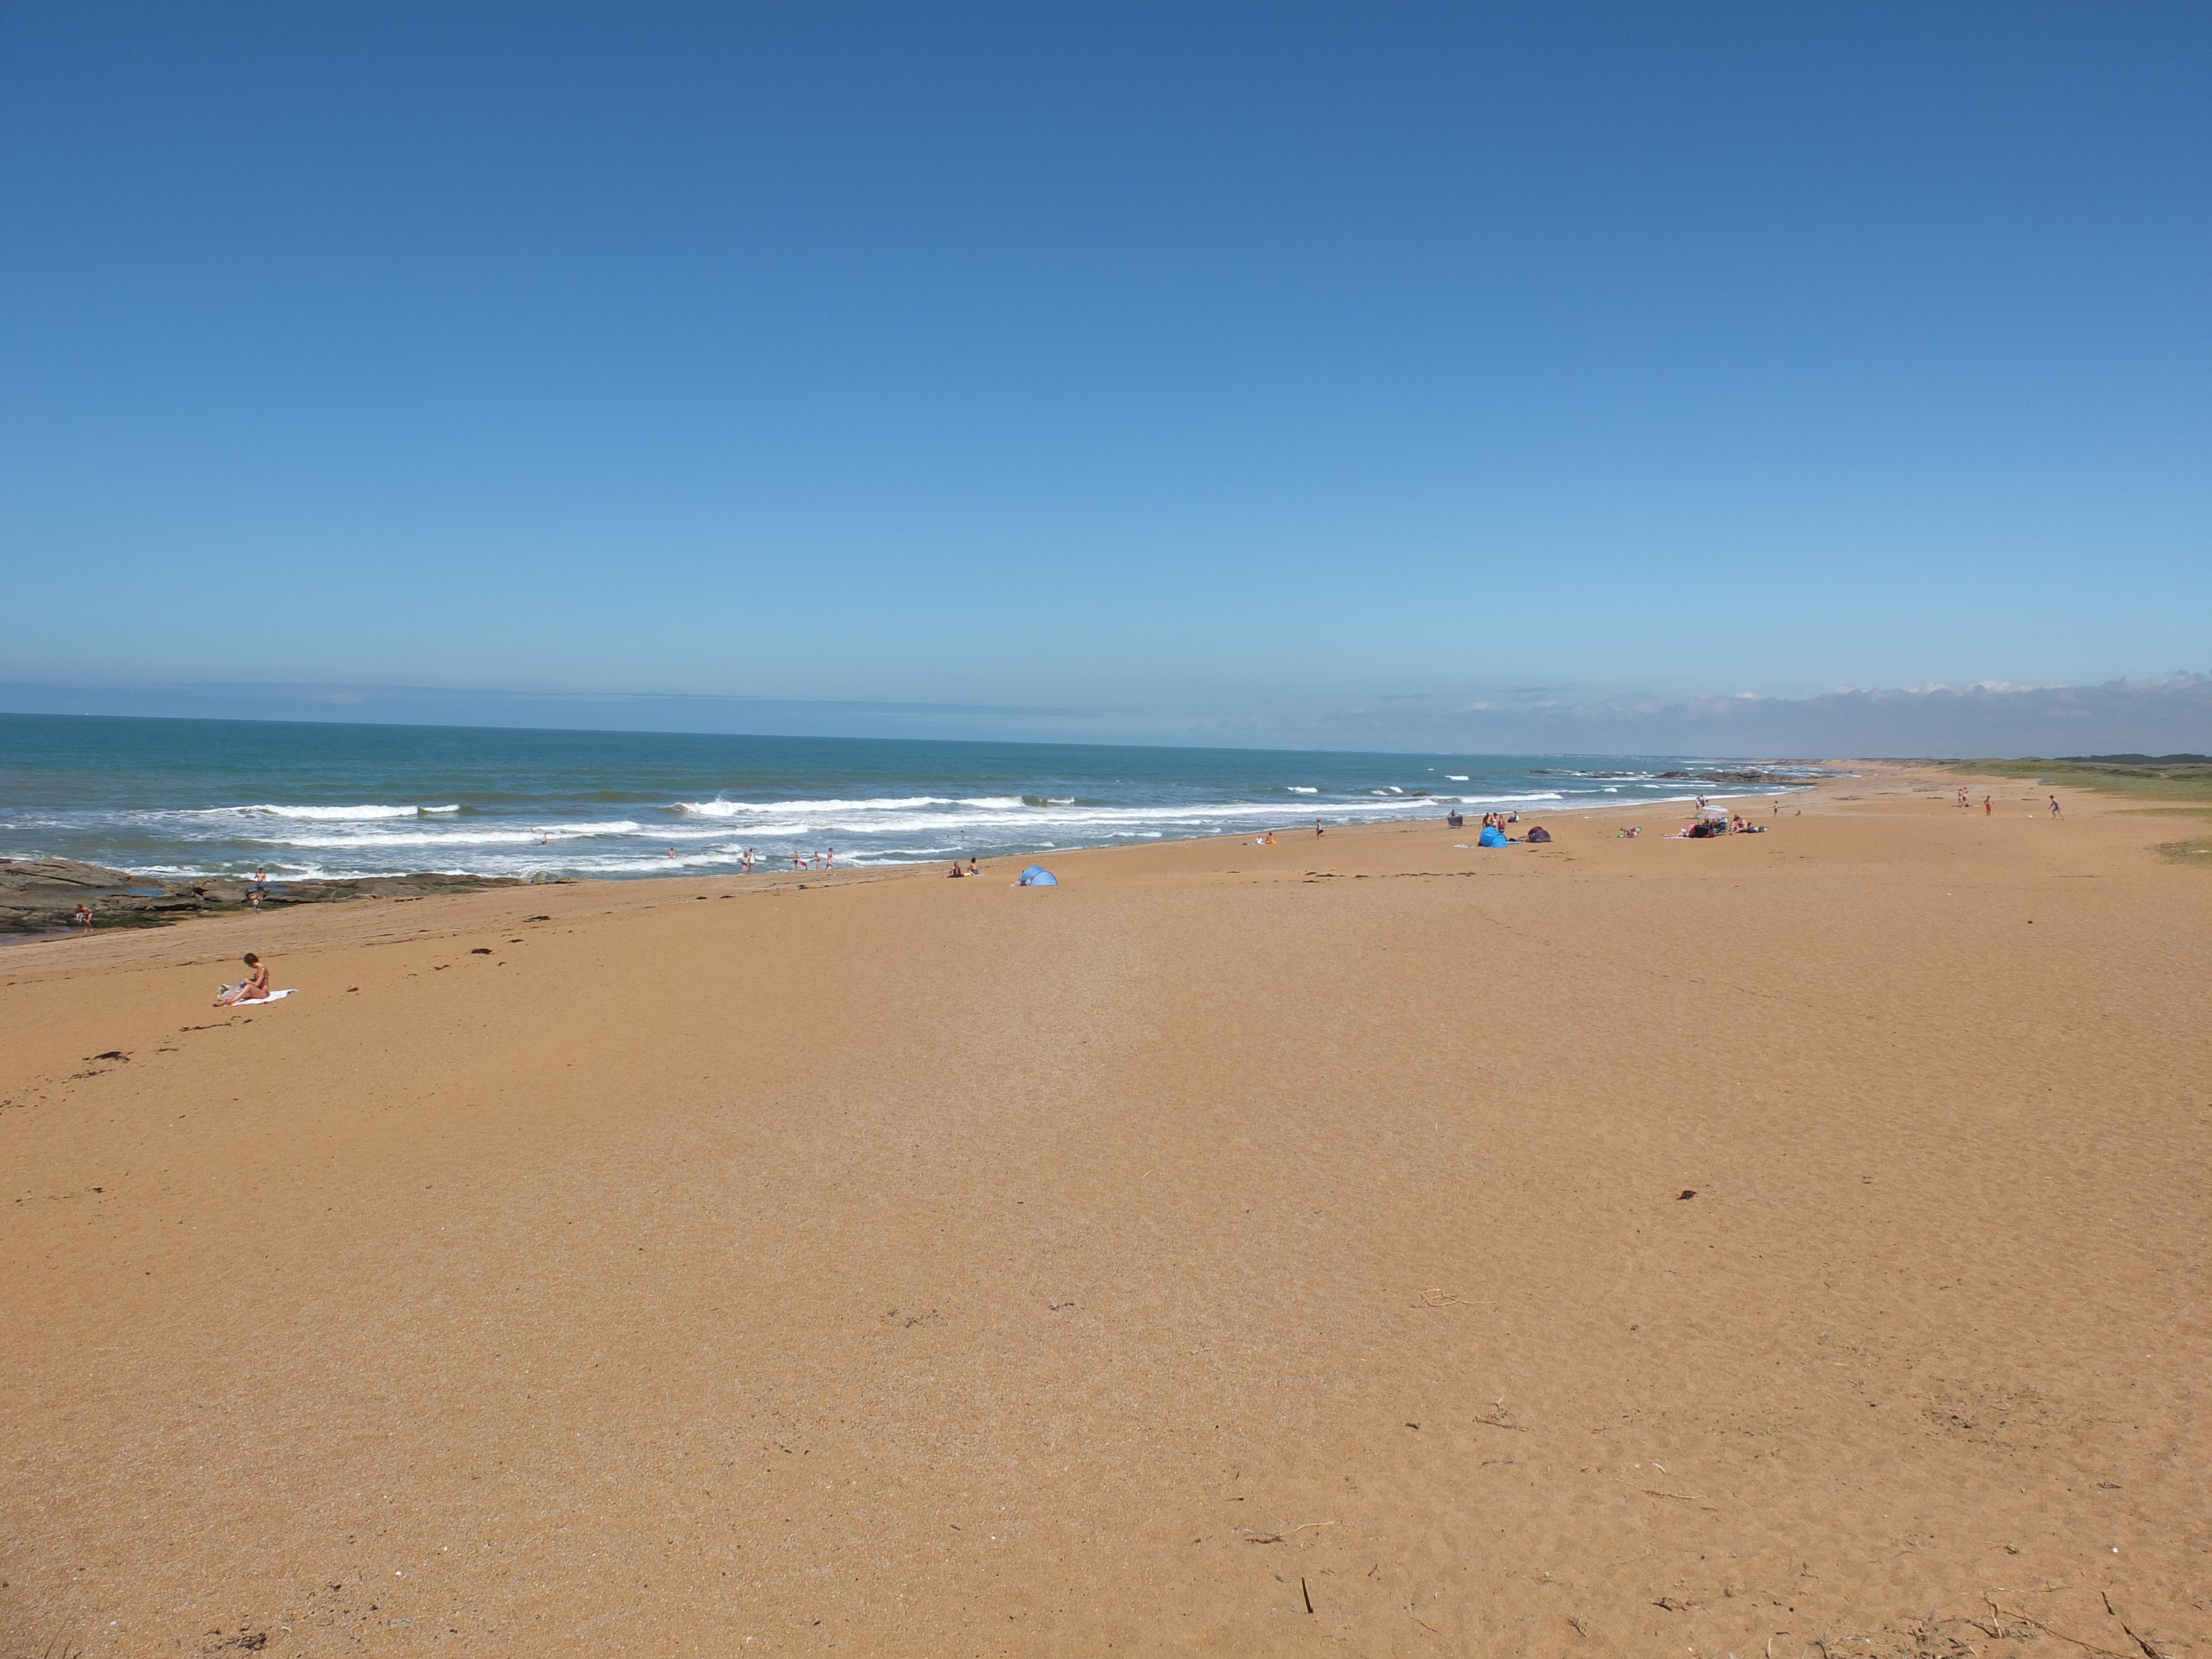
[1943,753,2212,802]
[1936,754,2212,864]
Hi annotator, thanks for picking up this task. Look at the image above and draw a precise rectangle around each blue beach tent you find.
[1477,825,1510,848]
[1017,865,1058,886]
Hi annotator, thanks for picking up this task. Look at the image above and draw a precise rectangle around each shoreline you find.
[0,778,1833,945]
[5,758,2204,1654]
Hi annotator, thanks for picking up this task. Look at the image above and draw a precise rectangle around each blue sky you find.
[2,3,2206,750]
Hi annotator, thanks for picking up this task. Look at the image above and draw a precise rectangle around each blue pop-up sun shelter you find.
[1017,865,1058,886]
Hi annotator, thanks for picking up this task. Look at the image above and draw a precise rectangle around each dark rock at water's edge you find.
[1648,768,1839,785]
[1527,764,1846,785]
[0,858,138,892]
[0,859,538,935]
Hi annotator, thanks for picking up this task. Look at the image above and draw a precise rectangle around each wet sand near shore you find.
[4,764,2206,1657]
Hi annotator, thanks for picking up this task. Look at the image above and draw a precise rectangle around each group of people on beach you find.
[944,857,983,877]
[1443,810,1548,847]
[724,846,841,873]
[1477,814,1550,847]
[1953,787,2063,818]
[1673,812,1768,839]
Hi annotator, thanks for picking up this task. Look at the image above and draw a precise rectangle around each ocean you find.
[0,713,1822,882]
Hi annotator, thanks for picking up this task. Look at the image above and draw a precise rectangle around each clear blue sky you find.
[2,3,2206,746]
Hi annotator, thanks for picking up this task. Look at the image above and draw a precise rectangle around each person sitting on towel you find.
[216,952,270,1007]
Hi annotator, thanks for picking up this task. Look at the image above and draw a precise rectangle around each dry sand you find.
[3,764,2206,1657]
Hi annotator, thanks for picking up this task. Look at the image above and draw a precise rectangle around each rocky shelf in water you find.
[1527,765,1844,785]
[0,858,562,935]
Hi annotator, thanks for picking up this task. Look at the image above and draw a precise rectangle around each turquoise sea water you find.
[0,713,1820,881]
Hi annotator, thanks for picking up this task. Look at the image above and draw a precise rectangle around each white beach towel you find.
[233,989,299,1006]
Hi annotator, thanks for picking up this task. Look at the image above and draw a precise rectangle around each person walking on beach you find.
[216,952,270,1008]
[825,847,836,871]
[2049,795,2062,818]
[1957,787,1970,809]
[1314,819,1324,837]
[73,901,93,933]
[1983,795,1992,816]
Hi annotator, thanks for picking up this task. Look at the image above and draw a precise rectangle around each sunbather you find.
[216,953,271,1007]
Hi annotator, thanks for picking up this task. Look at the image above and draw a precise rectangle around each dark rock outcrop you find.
[0,859,526,935]
[0,858,139,893]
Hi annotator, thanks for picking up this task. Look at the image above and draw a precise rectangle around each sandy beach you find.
[3,764,2206,1657]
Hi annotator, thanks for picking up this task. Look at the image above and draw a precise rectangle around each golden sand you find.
[3,764,2206,1656]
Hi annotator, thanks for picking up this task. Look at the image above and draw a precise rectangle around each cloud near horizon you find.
[1289,672,2211,757]
[1,672,2205,759]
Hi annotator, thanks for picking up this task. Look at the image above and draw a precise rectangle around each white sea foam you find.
[1447,775,1469,781]
[674,796,954,817]
[670,794,1031,817]
[213,803,439,821]
[254,818,653,849]
[671,800,1408,837]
